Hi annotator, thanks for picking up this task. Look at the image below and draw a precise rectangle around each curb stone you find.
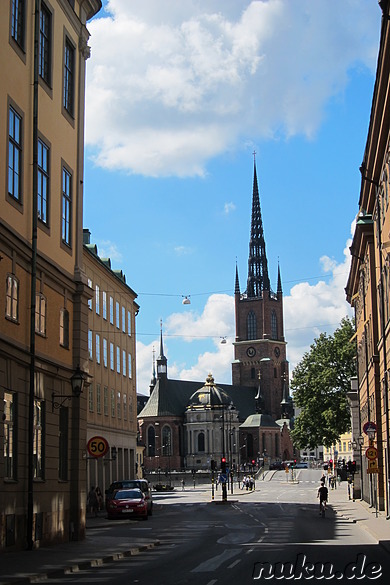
[0,540,160,585]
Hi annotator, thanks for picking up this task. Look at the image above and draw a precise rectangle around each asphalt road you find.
[29,470,389,585]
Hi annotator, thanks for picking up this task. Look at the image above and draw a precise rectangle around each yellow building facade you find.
[83,230,139,493]
[346,1,390,515]
[0,0,101,551]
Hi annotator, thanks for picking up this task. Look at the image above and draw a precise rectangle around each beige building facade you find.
[346,0,390,515]
[83,230,139,493]
[0,0,101,551]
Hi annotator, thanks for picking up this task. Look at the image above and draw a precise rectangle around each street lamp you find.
[52,364,86,411]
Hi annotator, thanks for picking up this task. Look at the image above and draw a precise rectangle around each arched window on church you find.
[271,310,278,340]
[147,426,155,457]
[162,425,172,456]
[247,311,257,340]
[197,432,205,452]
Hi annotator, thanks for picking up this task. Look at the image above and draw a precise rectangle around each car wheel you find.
[142,515,148,521]
[148,506,153,516]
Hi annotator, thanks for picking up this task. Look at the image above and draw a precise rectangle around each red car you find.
[106,488,148,520]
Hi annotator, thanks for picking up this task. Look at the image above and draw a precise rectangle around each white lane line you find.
[206,580,218,585]
[192,548,242,573]
[228,559,241,569]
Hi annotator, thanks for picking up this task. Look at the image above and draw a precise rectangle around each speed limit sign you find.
[87,436,109,458]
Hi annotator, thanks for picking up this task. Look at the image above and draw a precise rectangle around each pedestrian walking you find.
[181,478,185,491]
[87,486,98,516]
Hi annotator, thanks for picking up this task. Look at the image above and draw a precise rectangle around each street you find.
[9,470,390,584]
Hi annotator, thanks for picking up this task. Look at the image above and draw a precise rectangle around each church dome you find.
[187,373,232,408]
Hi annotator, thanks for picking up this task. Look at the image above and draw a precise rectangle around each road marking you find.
[192,548,242,572]
[206,581,218,585]
[228,559,241,569]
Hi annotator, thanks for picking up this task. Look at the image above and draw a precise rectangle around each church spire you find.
[277,261,283,295]
[246,154,270,297]
[235,260,240,295]
[156,320,167,379]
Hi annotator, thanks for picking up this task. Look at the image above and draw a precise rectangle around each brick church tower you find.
[232,159,289,421]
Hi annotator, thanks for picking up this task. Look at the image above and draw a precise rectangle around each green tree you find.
[291,317,356,450]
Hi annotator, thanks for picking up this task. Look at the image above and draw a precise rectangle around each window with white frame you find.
[103,338,107,367]
[6,274,19,322]
[111,389,115,417]
[87,278,93,310]
[123,394,127,420]
[127,310,131,336]
[61,167,72,246]
[117,391,121,419]
[95,285,100,315]
[60,308,69,348]
[35,293,46,335]
[33,399,45,479]
[96,383,101,414]
[96,333,100,364]
[88,384,94,412]
[11,0,25,50]
[116,301,120,328]
[122,306,125,332]
[102,291,107,320]
[128,353,132,379]
[37,138,49,224]
[104,386,108,416]
[122,350,126,377]
[110,342,114,370]
[88,330,93,359]
[8,106,22,202]
[3,391,17,479]
[110,296,114,324]
[116,346,120,373]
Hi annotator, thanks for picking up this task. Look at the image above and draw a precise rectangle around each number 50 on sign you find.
[87,436,109,458]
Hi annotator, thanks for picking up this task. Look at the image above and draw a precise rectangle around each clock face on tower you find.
[274,347,280,358]
[246,346,256,358]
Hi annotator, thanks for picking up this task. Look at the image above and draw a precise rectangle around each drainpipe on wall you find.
[27,0,40,551]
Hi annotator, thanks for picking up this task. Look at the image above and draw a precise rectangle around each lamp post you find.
[352,434,364,500]
[367,427,378,517]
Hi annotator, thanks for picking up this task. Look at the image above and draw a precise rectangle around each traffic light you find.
[251,459,256,466]
[211,459,216,471]
[221,457,227,473]
[347,461,352,472]
[351,461,356,473]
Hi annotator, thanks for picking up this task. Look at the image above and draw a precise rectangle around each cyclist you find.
[317,481,328,515]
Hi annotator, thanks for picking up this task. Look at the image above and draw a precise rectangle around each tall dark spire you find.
[246,156,270,297]
[277,261,282,295]
[235,260,240,294]
[156,320,167,379]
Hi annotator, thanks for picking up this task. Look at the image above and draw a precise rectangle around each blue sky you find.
[83,0,381,395]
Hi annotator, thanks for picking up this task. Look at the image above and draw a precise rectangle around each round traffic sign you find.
[87,435,109,458]
[363,421,377,435]
[365,446,378,460]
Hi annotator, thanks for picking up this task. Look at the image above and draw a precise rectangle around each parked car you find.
[106,488,148,520]
[269,461,285,470]
[295,462,308,469]
[105,479,153,515]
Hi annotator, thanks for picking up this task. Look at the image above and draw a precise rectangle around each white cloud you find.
[224,202,236,214]
[86,0,379,177]
[284,239,353,372]
[96,239,123,263]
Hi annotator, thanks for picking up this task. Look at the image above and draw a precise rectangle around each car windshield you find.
[114,489,142,500]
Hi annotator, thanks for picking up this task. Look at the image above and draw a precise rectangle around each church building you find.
[138,161,294,474]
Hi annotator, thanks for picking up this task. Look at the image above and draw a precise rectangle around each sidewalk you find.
[328,483,390,553]
[0,512,160,585]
